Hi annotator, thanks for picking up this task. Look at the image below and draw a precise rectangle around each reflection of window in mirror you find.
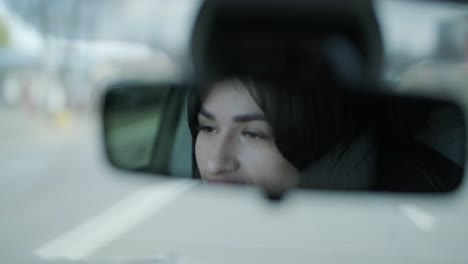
[169,104,192,177]
[106,87,166,170]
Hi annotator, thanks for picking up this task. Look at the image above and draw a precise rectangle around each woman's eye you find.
[198,125,216,134]
[242,130,267,140]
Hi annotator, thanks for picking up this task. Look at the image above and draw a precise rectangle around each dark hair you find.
[187,74,364,179]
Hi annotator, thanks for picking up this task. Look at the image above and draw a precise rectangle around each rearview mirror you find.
[102,81,466,193]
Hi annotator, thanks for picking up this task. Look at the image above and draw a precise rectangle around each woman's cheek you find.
[240,146,277,180]
[242,143,298,188]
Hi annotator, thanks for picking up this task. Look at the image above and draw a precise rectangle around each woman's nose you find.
[206,135,239,176]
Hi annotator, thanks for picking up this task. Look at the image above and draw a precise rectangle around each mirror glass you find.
[103,81,466,193]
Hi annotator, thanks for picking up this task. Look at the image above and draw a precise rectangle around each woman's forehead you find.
[201,79,264,116]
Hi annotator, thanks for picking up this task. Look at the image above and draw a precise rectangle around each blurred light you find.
[400,204,436,232]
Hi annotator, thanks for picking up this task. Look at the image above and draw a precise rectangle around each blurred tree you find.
[0,16,10,47]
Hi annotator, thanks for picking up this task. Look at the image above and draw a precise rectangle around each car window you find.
[2,0,468,263]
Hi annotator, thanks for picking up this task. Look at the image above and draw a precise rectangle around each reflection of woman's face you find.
[195,79,298,190]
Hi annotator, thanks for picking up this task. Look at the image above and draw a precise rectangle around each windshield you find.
[1,0,468,263]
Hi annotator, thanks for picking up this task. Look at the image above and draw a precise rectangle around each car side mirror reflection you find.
[102,81,466,193]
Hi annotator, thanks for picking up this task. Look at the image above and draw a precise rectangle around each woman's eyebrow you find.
[199,108,215,120]
[199,108,265,122]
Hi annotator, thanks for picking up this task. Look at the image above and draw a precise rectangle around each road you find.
[0,108,153,262]
[1,107,468,264]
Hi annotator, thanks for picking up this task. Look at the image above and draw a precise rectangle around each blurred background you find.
[0,0,200,202]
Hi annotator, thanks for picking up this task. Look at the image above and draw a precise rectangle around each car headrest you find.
[190,0,383,85]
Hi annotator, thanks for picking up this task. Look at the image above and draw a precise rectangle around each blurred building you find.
[435,16,468,62]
